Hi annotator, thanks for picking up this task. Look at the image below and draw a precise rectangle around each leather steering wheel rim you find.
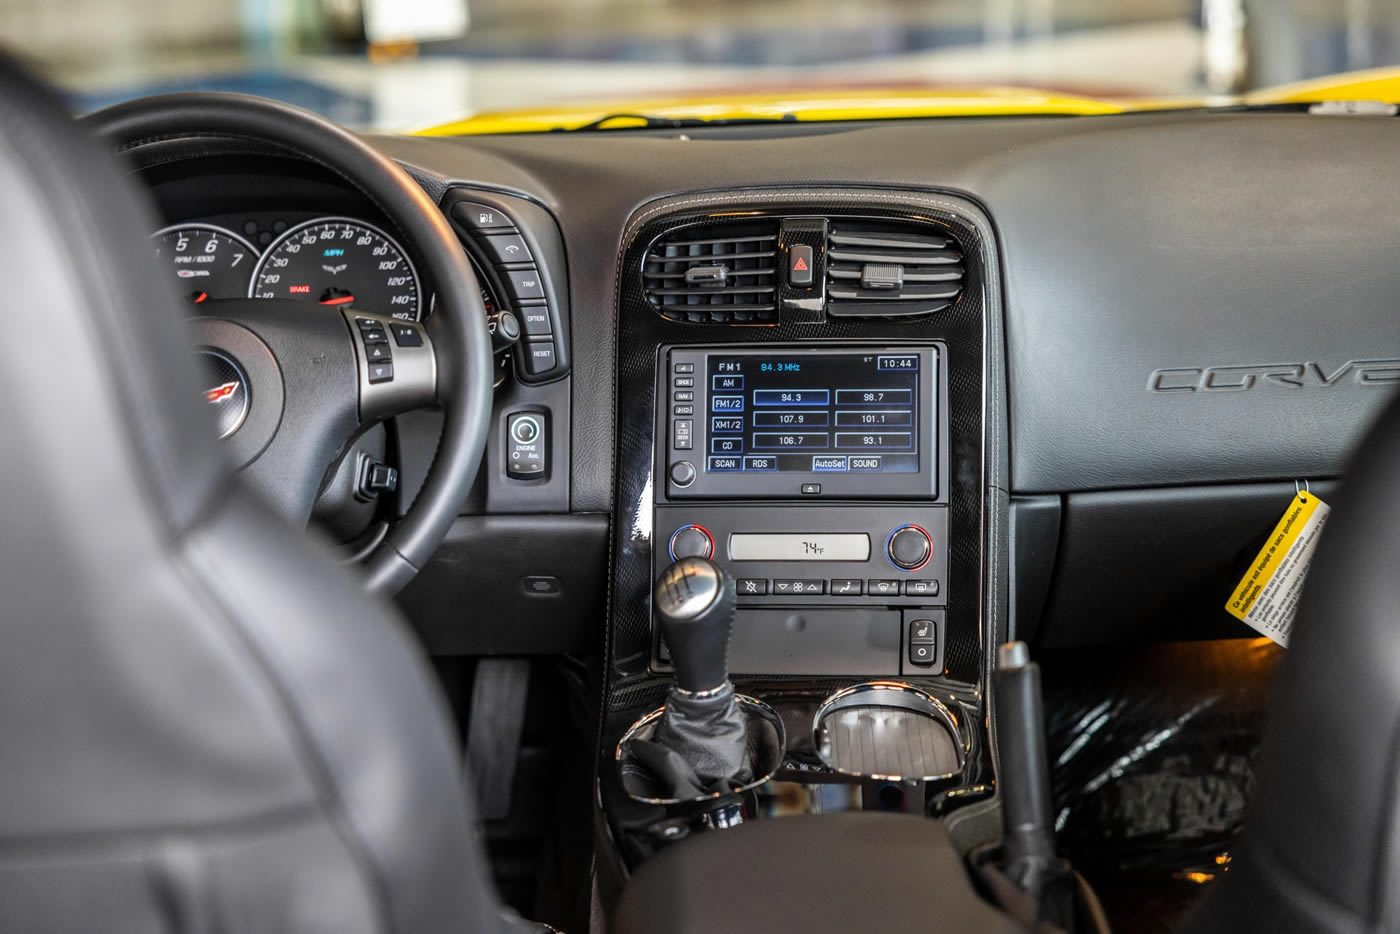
[80,93,495,596]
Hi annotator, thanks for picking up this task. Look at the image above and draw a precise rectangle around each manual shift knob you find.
[653,556,736,694]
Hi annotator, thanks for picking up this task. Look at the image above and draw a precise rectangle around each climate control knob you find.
[888,525,932,571]
[668,524,714,561]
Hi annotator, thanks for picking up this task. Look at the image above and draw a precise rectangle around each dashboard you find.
[111,104,1400,892]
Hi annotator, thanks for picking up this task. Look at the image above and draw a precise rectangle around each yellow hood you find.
[414,67,1400,136]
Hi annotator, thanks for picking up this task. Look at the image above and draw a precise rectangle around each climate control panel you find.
[654,504,948,609]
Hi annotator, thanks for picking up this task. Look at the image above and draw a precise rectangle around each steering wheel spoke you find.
[343,310,438,423]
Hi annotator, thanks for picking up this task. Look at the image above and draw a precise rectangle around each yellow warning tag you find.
[1225,492,1331,647]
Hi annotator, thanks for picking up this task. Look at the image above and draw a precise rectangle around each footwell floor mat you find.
[1038,639,1284,934]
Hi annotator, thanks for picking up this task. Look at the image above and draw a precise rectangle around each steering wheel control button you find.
[368,362,394,384]
[737,578,769,596]
[518,307,552,336]
[389,323,423,347]
[359,326,388,345]
[788,243,815,287]
[198,349,250,440]
[364,342,392,364]
[669,461,697,487]
[507,412,547,480]
[830,579,863,596]
[357,458,399,501]
[888,524,933,571]
[905,579,940,598]
[451,202,514,230]
[868,579,901,597]
[668,524,714,561]
[505,268,545,301]
[523,341,556,375]
[481,233,533,265]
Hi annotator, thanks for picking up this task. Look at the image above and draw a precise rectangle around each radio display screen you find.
[705,352,921,474]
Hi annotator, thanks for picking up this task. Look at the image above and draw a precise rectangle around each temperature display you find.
[705,352,921,474]
[728,533,872,562]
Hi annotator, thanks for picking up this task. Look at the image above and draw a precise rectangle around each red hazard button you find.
[788,244,814,287]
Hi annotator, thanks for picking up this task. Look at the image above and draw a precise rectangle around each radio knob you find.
[888,525,932,571]
[669,524,714,561]
[669,460,696,487]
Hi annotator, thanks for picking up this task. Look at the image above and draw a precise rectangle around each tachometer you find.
[151,224,256,305]
[250,217,421,320]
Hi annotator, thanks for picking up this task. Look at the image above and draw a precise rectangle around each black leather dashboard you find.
[130,109,1400,649]
[371,111,1400,501]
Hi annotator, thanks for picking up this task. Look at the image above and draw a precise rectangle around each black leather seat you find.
[0,61,534,934]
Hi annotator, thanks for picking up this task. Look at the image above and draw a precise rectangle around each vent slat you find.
[643,221,780,324]
[828,265,963,282]
[827,248,961,265]
[825,222,964,319]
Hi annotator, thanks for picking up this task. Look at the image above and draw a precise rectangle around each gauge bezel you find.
[248,215,423,321]
[151,222,261,301]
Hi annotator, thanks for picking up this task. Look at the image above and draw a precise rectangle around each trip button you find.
[505,269,545,301]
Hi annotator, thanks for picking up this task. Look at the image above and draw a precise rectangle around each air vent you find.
[825,223,963,317]
[643,222,779,323]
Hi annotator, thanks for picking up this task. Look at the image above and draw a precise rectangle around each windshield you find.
[10,1,1400,131]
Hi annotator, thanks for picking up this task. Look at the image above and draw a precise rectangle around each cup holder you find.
[616,695,786,805]
[813,682,965,782]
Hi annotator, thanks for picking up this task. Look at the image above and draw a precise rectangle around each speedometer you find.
[152,224,256,305]
[249,217,421,320]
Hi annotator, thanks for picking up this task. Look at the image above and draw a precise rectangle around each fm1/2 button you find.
[888,525,933,571]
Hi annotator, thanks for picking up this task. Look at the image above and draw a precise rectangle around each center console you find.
[654,343,951,676]
[596,188,1009,891]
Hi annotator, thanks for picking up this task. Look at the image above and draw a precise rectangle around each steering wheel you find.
[81,94,494,596]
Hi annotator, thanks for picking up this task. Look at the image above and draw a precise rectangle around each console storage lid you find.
[611,812,1019,934]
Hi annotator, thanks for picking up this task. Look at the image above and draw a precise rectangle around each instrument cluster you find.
[152,214,499,322]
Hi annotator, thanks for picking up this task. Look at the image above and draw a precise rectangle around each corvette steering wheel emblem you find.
[198,349,250,439]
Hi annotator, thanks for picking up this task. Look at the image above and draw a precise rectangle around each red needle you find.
[193,291,208,303]
[320,295,355,306]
